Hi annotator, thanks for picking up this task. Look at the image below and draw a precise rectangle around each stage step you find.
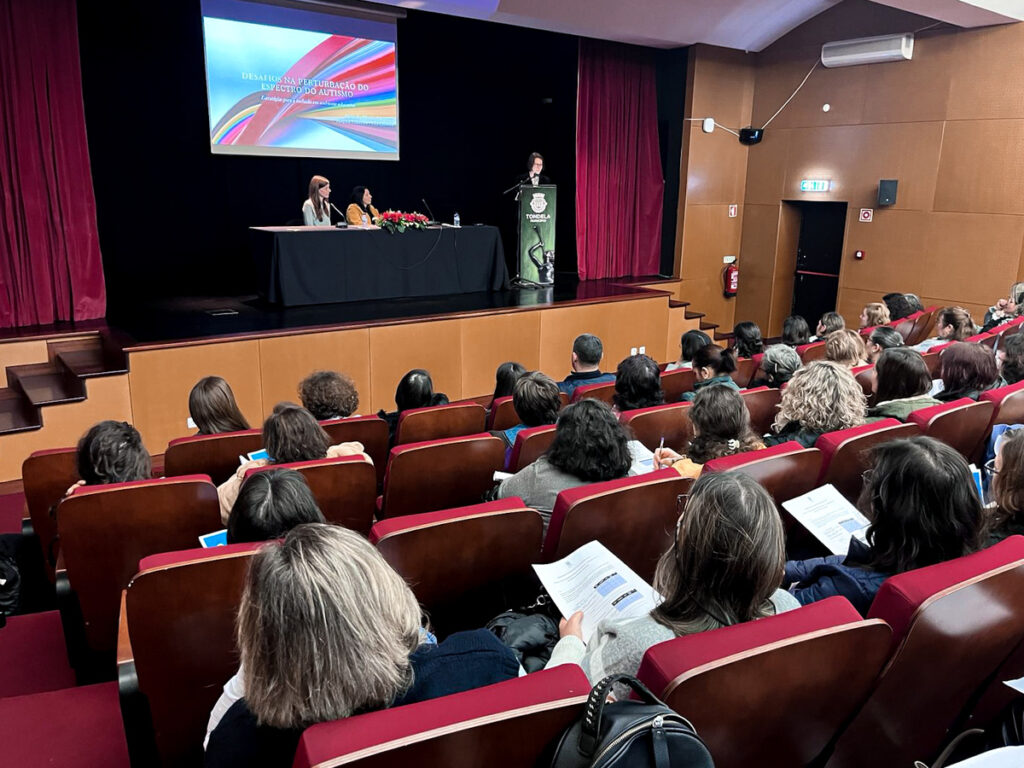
[0,389,40,434]
[0,332,128,437]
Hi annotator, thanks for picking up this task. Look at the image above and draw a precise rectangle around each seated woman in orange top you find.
[345,185,380,227]
[653,386,764,479]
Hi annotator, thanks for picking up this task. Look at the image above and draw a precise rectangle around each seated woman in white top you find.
[301,175,332,227]
[546,471,799,689]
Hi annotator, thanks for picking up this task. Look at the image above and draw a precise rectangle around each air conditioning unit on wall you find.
[821,33,914,68]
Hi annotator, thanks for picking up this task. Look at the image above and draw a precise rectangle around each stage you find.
[0,275,704,481]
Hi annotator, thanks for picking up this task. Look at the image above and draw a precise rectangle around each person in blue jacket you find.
[784,436,985,616]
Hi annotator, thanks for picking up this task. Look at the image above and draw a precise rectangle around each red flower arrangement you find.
[373,210,429,234]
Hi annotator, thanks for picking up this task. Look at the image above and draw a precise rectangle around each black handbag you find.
[549,674,714,768]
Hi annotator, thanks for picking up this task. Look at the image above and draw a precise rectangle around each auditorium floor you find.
[105,274,673,348]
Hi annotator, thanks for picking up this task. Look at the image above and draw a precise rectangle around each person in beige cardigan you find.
[217,403,370,523]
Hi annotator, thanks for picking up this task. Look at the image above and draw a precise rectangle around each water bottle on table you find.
[453,212,461,228]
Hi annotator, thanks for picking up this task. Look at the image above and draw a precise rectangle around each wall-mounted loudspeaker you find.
[878,179,897,207]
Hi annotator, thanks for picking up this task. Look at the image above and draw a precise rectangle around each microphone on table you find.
[329,202,348,227]
[422,198,438,225]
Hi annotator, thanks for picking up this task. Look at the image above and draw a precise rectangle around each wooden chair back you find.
[320,415,390,485]
[508,425,557,472]
[739,387,782,436]
[816,420,922,502]
[619,402,693,453]
[22,447,78,581]
[394,403,487,446]
[164,429,262,485]
[660,368,697,402]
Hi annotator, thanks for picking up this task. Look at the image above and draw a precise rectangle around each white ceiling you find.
[379,0,1023,50]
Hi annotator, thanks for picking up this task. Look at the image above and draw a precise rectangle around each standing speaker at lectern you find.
[516,152,551,186]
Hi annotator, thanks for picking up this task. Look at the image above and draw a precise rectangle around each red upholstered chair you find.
[320,415,390,485]
[906,307,939,347]
[851,364,874,399]
[542,470,694,583]
[980,379,1024,431]
[892,311,921,342]
[739,386,782,436]
[703,442,823,507]
[293,665,590,768]
[507,424,557,472]
[22,446,78,581]
[618,402,693,453]
[816,419,922,502]
[55,475,221,666]
[164,428,263,485]
[377,434,505,519]
[730,357,760,388]
[660,367,697,402]
[394,402,487,445]
[797,342,826,363]
[966,332,999,351]
[487,395,517,431]
[245,455,376,535]
[118,542,260,767]
[1,682,130,768]
[920,350,943,377]
[0,610,75,697]
[371,498,544,634]
[906,397,995,460]
[569,380,616,404]
[827,536,1024,768]
[637,597,891,768]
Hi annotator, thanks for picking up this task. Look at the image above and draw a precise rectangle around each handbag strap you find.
[578,674,664,755]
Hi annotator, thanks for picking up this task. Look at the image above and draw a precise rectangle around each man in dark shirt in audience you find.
[558,333,616,396]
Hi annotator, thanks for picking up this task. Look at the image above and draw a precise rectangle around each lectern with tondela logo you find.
[515,184,556,287]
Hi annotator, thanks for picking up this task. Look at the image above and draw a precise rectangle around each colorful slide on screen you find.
[201,0,398,160]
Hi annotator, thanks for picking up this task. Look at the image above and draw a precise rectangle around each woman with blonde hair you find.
[825,329,869,368]
[301,175,332,227]
[860,302,891,329]
[764,361,866,447]
[205,524,518,766]
[188,376,250,435]
[546,472,799,691]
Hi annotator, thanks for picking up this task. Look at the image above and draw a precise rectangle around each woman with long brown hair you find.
[188,376,250,434]
[301,175,332,227]
[546,472,798,689]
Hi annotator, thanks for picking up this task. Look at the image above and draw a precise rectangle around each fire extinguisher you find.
[723,262,739,298]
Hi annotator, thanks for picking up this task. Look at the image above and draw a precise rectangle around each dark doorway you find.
[790,202,847,326]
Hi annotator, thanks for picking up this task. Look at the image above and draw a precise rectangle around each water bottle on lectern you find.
[453,212,461,228]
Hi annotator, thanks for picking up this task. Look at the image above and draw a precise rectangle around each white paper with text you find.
[782,483,870,556]
[533,541,662,639]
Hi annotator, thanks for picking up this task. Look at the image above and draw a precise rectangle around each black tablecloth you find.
[251,225,509,306]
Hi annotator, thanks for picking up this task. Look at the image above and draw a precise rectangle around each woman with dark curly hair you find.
[680,344,739,403]
[612,354,664,413]
[936,342,1003,402]
[784,437,984,615]
[61,420,151,498]
[654,387,764,479]
[496,399,632,531]
[217,404,370,524]
[732,322,764,358]
[189,376,250,435]
[999,333,1024,386]
[298,370,359,421]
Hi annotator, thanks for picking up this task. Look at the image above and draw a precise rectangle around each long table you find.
[250,225,509,306]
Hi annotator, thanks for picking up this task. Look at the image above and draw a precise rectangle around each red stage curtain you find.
[0,0,105,328]
[575,39,664,280]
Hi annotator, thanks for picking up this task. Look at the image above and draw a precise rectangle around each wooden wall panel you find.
[744,129,790,206]
[665,307,701,365]
[839,209,930,295]
[837,286,887,331]
[0,376,133,482]
[681,204,743,277]
[780,122,944,210]
[537,298,669,379]
[934,120,1024,216]
[258,329,371,416]
[946,23,1024,121]
[368,320,462,413]
[921,214,1024,307]
[0,340,48,388]
[861,33,955,124]
[128,341,263,454]
[459,312,542,398]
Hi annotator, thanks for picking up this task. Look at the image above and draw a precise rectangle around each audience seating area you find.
[12,304,1024,767]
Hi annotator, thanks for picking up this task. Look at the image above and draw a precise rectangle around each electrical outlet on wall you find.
[630,347,638,356]
[187,416,197,429]
[639,346,645,355]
